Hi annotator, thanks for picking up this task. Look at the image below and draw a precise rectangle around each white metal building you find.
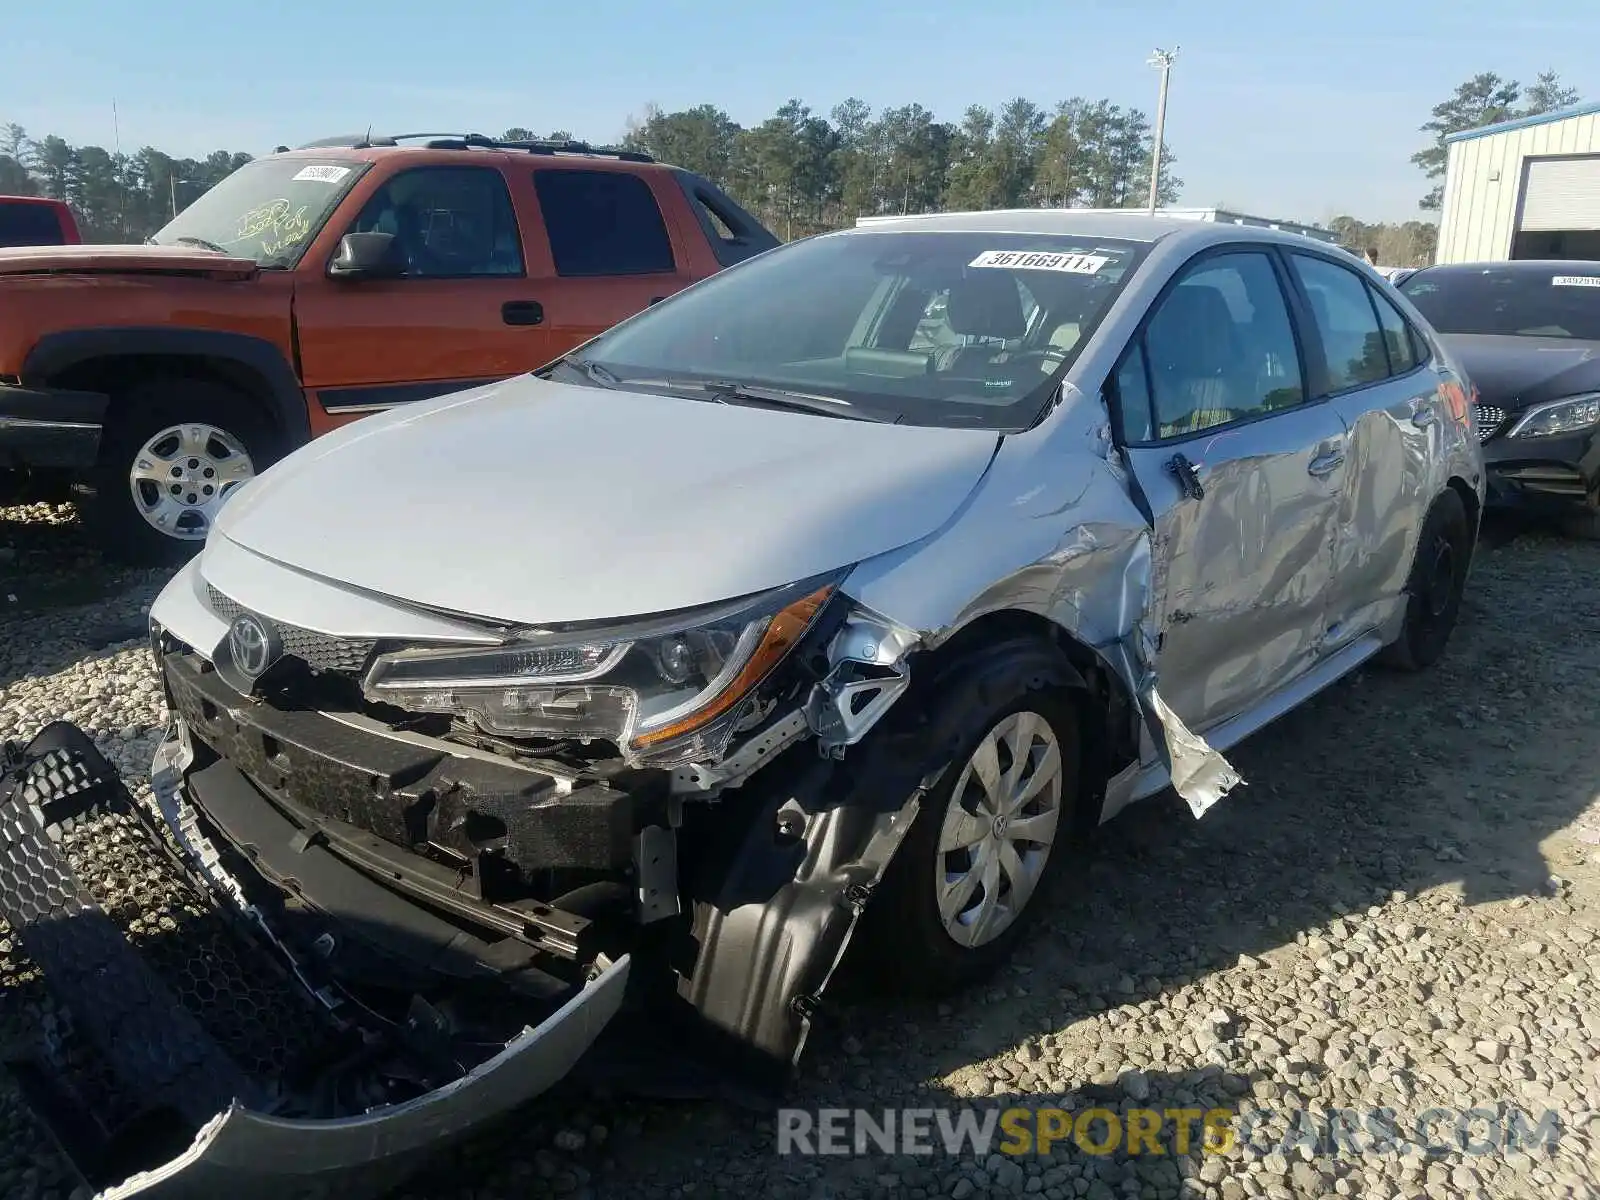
[1435,101,1600,264]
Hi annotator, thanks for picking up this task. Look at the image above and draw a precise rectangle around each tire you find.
[855,639,1086,996]
[83,377,281,566]
[1379,488,1473,672]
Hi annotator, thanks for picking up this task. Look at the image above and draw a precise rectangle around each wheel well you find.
[1447,476,1480,535]
[926,608,1139,834]
[46,354,284,440]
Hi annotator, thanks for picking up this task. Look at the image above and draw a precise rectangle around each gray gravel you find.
[3,503,1600,1200]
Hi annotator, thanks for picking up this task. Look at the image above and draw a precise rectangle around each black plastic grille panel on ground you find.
[0,787,265,1126]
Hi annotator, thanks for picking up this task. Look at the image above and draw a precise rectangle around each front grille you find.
[1472,403,1507,443]
[206,584,377,677]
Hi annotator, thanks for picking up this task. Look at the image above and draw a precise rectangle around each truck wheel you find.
[855,641,1086,996]
[1379,488,1472,672]
[85,378,280,565]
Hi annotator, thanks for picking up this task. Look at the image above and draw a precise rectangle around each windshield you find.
[149,157,369,268]
[568,229,1148,429]
[1400,267,1600,341]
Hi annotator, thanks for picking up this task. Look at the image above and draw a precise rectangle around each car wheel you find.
[1379,488,1472,672]
[856,641,1085,995]
[84,378,280,565]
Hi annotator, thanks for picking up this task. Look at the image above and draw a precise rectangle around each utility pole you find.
[1147,47,1179,216]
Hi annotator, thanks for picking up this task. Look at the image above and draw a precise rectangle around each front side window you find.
[1135,251,1305,440]
[534,170,675,276]
[1400,268,1600,340]
[346,166,523,278]
[1290,253,1390,393]
[150,157,369,268]
[566,231,1148,430]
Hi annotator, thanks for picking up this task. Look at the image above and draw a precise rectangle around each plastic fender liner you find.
[95,955,630,1200]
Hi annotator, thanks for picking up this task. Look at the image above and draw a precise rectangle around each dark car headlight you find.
[361,572,841,766]
[1506,393,1600,439]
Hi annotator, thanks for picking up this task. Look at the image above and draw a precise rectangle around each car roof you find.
[0,195,70,207]
[840,208,1345,254]
[1408,259,1600,278]
[272,137,672,175]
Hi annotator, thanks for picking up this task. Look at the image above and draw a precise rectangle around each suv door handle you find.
[1411,403,1437,428]
[1308,448,1345,477]
[502,300,544,327]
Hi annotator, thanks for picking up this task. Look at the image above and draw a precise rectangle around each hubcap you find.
[934,710,1064,949]
[128,424,255,541]
[1424,535,1456,620]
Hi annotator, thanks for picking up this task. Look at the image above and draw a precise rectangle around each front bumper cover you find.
[1480,425,1600,514]
[0,721,630,1200]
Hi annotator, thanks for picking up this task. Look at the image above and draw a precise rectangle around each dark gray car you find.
[1399,260,1600,537]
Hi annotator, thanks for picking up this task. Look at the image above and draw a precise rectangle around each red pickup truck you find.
[0,196,81,247]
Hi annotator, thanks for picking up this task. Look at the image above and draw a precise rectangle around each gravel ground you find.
[2,502,1599,1200]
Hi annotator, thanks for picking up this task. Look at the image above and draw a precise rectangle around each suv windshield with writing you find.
[149,158,369,268]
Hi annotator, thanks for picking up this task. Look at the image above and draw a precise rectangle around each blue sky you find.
[1,0,1592,224]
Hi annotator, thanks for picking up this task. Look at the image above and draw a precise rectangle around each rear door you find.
[524,167,701,358]
[1114,246,1348,733]
[1282,250,1443,645]
[293,163,552,427]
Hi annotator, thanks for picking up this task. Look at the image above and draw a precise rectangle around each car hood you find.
[0,242,258,279]
[1441,333,1600,410]
[215,376,1002,625]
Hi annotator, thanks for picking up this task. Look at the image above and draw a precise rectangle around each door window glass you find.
[1290,253,1390,392]
[1368,283,1420,375]
[1141,251,1305,439]
[534,170,675,276]
[347,166,523,277]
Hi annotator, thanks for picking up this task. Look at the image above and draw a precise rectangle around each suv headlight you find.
[362,573,840,766]
[1506,393,1600,439]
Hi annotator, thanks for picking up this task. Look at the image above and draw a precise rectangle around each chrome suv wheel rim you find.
[934,710,1064,949]
[129,423,255,541]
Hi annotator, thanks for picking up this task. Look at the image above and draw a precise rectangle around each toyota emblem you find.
[228,612,280,678]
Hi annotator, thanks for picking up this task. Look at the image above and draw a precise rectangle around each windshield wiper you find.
[615,377,897,423]
[559,358,623,388]
[172,235,229,254]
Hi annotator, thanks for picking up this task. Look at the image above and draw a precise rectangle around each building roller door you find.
[1520,156,1600,232]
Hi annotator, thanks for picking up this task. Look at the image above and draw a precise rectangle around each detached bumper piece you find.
[0,723,629,1200]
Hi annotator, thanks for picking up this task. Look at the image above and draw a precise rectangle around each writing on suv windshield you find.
[149,159,369,268]
[1400,268,1600,341]
[573,229,1147,430]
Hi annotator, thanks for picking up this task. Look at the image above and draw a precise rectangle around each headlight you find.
[1506,393,1600,439]
[361,573,840,765]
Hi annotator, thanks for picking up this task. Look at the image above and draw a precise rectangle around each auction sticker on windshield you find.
[1551,275,1600,288]
[969,250,1111,274]
[292,165,353,184]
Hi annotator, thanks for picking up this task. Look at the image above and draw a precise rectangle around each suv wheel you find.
[86,378,279,564]
[1379,488,1472,671]
[856,641,1085,995]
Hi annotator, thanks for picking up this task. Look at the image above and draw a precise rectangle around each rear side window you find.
[533,170,675,277]
[1289,253,1389,393]
[1368,285,1420,375]
[0,201,66,247]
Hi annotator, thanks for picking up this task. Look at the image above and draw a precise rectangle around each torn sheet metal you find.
[838,382,1242,817]
[97,955,631,1200]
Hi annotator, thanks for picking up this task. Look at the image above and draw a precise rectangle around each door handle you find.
[648,295,667,306]
[1308,449,1345,478]
[1167,452,1205,501]
[1411,404,1437,428]
[502,300,544,327]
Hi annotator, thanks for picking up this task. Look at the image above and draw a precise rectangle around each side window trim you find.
[1116,242,1316,448]
[337,164,527,280]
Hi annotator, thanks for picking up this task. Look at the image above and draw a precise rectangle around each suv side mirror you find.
[328,232,406,280]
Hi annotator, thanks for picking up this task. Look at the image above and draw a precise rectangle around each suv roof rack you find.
[292,132,654,162]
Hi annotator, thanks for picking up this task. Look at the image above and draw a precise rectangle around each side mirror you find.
[327,232,405,280]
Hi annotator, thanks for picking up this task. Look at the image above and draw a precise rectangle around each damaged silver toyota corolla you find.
[1,212,1485,1197]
